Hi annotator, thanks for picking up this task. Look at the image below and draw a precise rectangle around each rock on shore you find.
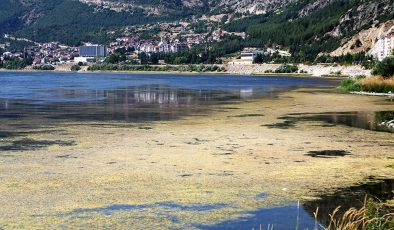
[226,63,371,77]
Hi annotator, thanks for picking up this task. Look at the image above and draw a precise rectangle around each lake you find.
[0,72,392,229]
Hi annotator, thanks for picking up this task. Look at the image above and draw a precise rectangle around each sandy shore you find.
[0,88,393,229]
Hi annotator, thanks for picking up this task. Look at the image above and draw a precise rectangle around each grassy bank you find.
[340,76,394,94]
[87,64,226,73]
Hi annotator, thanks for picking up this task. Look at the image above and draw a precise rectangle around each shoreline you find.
[0,68,341,79]
[350,91,394,97]
[0,62,371,77]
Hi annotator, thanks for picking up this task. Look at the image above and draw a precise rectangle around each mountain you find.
[0,0,298,45]
[1,0,394,60]
[222,0,394,60]
[78,0,297,14]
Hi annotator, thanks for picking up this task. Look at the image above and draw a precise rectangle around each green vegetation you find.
[340,75,394,94]
[70,65,81,72]
[106,53,127,64]
[0,0,25,34]
[0,35,35,53]
[316,52,375,68]
[340,78,362,92]
[0,0,209,45]
[218,0,392,62]
[372,57,394,78]
[160,36,245,65]
[87,64,225,73]
[32,65,55,71]
[339,57,394,93]
[0,56,32,70]
[274,64,299,73]
[327,198,394,230]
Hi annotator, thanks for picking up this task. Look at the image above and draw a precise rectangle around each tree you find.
[221,15,228,25]
[372,57,394,78]
[106,53,126,64]
[71,65,81,71]
[355,39,362,48]
[149,53,159,65]
[254,53,263,64]
[139,52,148,65]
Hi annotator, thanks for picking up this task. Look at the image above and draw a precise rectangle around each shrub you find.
[33,65,55,71]
[275,64,298,73]
[71,65,81,71]
[372,57,394,78]
[340,78,361,92]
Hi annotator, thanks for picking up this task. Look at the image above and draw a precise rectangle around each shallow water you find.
[0,72,336,134]
[1,72,392,229]
[264,111,394,133]
[203,180,394,230]
[0,72,337,152]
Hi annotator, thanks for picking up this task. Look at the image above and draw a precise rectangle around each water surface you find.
[0,72,336,124]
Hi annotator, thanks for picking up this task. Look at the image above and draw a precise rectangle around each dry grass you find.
[360,77,394,93]
[326,198,394,230]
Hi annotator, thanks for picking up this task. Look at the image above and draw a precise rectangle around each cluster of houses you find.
[29,42,79,65]
[1,28,245,65]
[108,36,191,54]
[0,40,79,65]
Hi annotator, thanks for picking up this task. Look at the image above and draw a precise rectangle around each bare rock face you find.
[330,0,394,37]
[298,0,337,17]
[218,0,297,14]
[326,0,394,56]
[330,19,394,56]
[78,0,296,15]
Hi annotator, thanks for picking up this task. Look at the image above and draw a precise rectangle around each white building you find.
[240,52,257,60]
[74,56,95,63]
[370,33,394,61]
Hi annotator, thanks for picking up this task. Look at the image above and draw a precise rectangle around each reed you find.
[360,77,394,93]
[326,197,394,230]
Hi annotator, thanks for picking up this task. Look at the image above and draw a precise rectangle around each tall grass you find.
[340,76,394,93]
[360,77,394,93]
[326,197,394,230]
[256,197,393,230]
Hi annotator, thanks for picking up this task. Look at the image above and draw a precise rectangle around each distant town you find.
[0,24,247,65]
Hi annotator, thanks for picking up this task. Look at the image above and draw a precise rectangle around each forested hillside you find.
[1,0,394,61]
[224,0,394,61]
[0,0,207,45]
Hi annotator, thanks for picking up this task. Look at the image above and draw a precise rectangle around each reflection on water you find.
[301,111,394,133]
[268,111,394,133]
[0,72,336,152]
[0,85,245,123]
[0,72,335,125]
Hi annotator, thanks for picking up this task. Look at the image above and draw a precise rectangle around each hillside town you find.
[0,24,246,66]
[0,25,393,70]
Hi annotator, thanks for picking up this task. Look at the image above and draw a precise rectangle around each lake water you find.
[1,72,392,229]
[0,72,336,124]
